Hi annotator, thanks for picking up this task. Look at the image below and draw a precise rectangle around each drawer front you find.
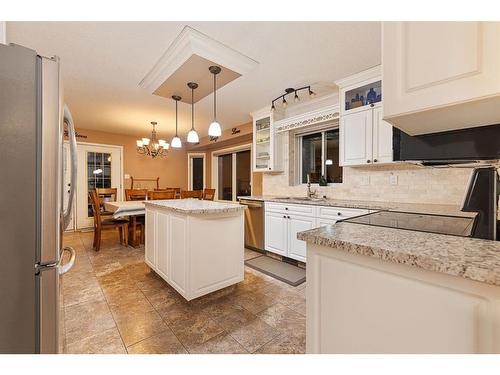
[265,202,316,217]
[318,206,369,220]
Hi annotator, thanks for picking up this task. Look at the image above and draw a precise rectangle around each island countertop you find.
[144,199,245,214]
[297,222,500,287]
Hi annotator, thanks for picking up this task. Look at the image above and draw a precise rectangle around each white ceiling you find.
[6,21,381,139]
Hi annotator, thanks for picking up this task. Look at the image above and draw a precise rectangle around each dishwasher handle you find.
[240,200,263,209]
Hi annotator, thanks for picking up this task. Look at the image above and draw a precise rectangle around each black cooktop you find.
[343,211,476,237]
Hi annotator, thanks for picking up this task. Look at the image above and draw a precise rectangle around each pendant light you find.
[171,95,182,148]
[208,65,222,137]
[186,82,200,143]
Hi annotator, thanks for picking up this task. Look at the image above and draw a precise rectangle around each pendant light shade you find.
[187,82,199,143]
[171,95,182,148]
[208,66,222,137]
[208,121,222,137]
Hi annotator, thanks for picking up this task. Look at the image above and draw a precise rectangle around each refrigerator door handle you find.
[62,104,77,230]
[58,246,76,275]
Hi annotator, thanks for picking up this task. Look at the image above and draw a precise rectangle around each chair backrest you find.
[164,187,181,198]
[89,190,102,227]
[96,188,117,211]
[202,188,216,201]
[125,189,148,201]
[148,190,176,200]
[180,190,203,199]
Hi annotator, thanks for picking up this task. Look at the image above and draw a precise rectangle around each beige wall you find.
[73,128,189,190]
[262,133,473,205]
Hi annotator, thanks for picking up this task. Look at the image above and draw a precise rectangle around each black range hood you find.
[393,123,500,165]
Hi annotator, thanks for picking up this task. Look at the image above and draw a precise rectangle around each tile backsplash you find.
[262,135,475,205]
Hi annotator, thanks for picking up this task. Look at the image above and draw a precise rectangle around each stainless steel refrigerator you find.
[0,43,77,353]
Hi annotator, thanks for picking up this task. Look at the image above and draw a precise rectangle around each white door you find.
[76,143,122,229]
[63,142,75,231]
[288,214,316,262]
[264,211,288,256]
[372,106,393,164]
[340,109,373,166]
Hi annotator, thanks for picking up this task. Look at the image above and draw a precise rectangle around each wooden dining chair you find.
[89,190,128,251]
[180,190,203,199]
[148,190,176,200]
[96,187,118,216]
[164,187,181,199]
[125,189,148,201]
[202,188,216,201]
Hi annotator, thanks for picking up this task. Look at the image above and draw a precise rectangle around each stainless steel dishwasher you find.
[239,199,265,252]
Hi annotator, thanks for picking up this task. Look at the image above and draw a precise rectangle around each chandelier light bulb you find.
[141,137,150,146]
[187,129,199,143]
[136,140,143,147]
[208,121,222,137]
[171,136,182,148]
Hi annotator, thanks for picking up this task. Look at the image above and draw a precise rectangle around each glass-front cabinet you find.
[251,108,283,172]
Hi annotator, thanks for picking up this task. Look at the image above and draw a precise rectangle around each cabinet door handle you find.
[370,103,374,107]
[337,212,342,216]
[283,215,286,219]
[366,159,371,163]
[285,207,288,210]
[287,216,291,219]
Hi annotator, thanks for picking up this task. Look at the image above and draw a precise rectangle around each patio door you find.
[76,143,123,229]
[214,147,251,201]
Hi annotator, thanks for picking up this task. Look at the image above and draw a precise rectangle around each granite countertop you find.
[297,222,500,287]
[144,199,245,214]
[238,195,475,217]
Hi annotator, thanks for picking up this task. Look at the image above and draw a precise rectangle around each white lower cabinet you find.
[156,211,169,280]
[264,211,288,256]
[264,202,368,262]
[145,208,156,268]
[288,215,317,263]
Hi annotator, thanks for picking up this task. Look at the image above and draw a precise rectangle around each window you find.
[298,128,342,184]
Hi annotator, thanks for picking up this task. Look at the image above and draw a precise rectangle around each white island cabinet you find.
[144,199,245,301]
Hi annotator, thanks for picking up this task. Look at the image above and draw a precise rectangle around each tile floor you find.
[61,229,306,354]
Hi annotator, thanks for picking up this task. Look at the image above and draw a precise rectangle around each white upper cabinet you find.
[251,108,283,172]
[383,21,500,135]
[340,109,373,165]
[337,66,393,166]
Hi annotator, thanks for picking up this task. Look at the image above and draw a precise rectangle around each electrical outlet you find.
[389,174,398,185]
[124,174,131,179]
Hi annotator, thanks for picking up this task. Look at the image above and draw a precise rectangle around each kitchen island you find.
[144,199,245,301]
[298,222,500,354]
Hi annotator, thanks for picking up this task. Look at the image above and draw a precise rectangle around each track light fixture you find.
[270,86,316,112]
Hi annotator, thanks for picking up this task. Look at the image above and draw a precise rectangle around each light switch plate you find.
[124,174,131,179]
[389,174,398,185]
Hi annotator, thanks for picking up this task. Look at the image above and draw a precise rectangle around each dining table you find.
[104,200,145,248]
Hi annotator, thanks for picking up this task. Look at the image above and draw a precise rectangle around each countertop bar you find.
[238,195,475,217]
[144,199,245,214]
[297,222,500,287]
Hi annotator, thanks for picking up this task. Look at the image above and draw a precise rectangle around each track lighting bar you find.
[271,85,316,111]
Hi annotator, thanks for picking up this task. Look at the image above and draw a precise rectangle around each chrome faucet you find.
[306,174,317,198]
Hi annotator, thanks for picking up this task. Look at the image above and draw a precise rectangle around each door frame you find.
[187,152,206,190]
[211,143,252,202]
[75,141,124,229]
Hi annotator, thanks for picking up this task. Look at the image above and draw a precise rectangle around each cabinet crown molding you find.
[335,65,382,89]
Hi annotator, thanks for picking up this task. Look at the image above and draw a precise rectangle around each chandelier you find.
[136,121,169,158]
